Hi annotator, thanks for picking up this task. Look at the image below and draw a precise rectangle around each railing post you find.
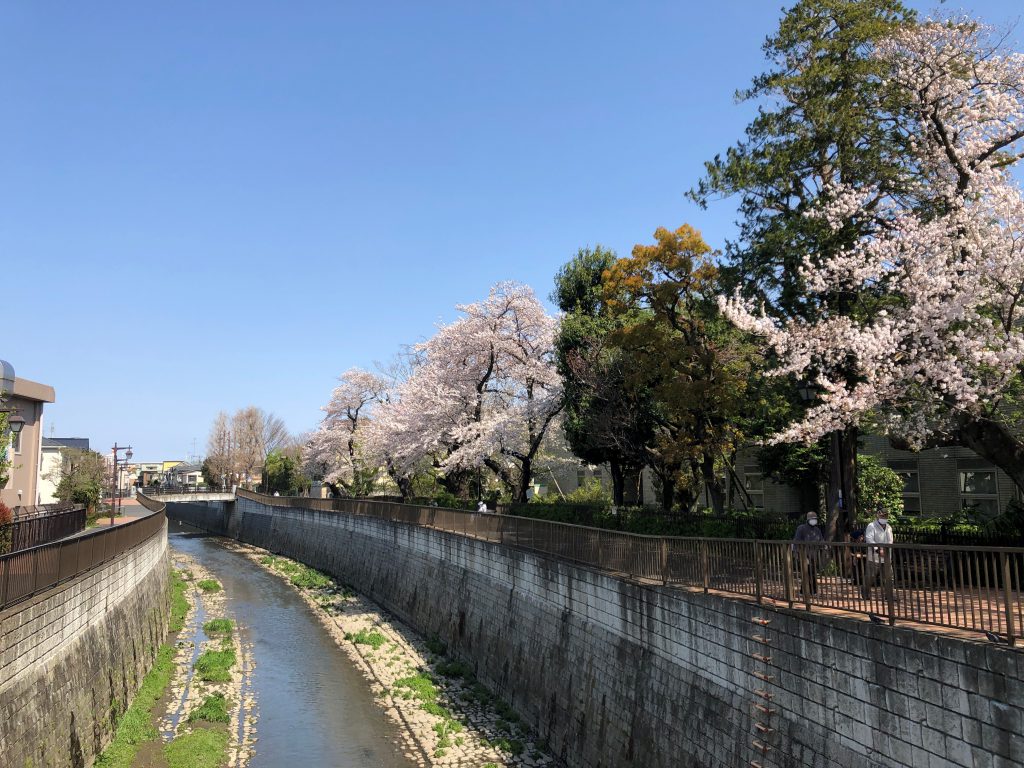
[883,547,896,626]
[754,541,763,605]
[783,545,795,609]
[700,540,709,593]
[1001,551,1017,646]
[660,538,669,586]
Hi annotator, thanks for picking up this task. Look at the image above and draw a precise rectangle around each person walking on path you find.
[792,511,825,597]
[861,507,894,601]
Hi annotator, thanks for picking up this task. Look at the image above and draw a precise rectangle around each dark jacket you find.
[792,522,826,564]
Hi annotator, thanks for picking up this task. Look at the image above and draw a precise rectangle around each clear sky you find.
[2,1,1020,462]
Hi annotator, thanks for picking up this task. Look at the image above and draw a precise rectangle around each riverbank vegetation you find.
[242,543,555,766]
[95,564,237,768]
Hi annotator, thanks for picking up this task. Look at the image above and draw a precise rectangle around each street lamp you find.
[0,358,25,450]
[110,443,133,527]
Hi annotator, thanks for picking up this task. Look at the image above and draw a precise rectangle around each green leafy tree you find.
[264,449,310,496]
[553,246,653,505]
[0,410,10,490]
[50,448,107,510]
[603,225,760,511]
[690,0,916,535]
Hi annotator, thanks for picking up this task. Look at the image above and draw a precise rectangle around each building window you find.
[744,470,764,510]
[959,468,999,518]
[593,468,603,488]
[889,460,921,515]
[576,467,586,489]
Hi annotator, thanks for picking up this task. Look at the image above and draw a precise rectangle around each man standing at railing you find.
[861,506,894,601]
[793,511,825,597]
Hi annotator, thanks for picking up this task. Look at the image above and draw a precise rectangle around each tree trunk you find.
[955,413,1024,492]
[516,458,533,504]
[609,460,625,506]
[826,426,858,541]
[701,453,726,514]
[658,472,675,511]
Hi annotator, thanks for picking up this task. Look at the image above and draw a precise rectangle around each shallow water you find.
[168,520,416,768]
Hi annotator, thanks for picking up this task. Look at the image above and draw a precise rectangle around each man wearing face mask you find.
[861,506,894,601]
[792,511,825,597]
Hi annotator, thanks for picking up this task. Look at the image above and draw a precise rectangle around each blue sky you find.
[2,1,1020,462]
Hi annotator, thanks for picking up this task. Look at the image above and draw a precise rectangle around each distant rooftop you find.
[42,437,90,451]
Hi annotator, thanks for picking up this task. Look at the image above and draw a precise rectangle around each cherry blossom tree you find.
[303,368,389,496]
[723,19,1024,494]
[366,282,562,502]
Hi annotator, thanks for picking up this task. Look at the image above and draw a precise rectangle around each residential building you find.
[37,437,90,504]
[1,376,56,509]
[166,462,204,488]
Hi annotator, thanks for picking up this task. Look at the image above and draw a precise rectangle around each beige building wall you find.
[1,377,56,509]
[37,445,62,504]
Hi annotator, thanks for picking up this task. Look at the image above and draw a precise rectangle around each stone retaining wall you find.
[168,498,1023,768]
[0,522,170,768]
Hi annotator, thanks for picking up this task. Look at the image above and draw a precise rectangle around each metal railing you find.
[141,485,218,495]
[0,499,166,611]
[236,490,1024,643]
[11,502,76,518]
[0,506,87,555]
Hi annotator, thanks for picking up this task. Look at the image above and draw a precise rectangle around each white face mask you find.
[878,518,888,526]
[808,518,818,526]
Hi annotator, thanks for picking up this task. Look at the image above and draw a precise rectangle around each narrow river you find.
[168,520,416,768]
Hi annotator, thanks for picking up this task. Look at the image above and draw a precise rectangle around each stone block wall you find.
[0,523,169,768]
[171,498,1023,768]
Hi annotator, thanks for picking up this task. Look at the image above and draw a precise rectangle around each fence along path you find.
[0,496,166,611]
[225,491,1022,644]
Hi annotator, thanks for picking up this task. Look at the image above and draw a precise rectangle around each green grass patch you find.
[259,554,332,589]
[170,569,190,633]
[425,635,447,655]
[434,659,474,680]
[344,628,386,649]
[488,736,524,755]
[202,618,234,637]
[394,672,438,703]
[187,693,231,724]
[195,649,236,682]
[95,645,176,767]
[196,579,221,593]
[494,699,520,723]
[164,727,229,768]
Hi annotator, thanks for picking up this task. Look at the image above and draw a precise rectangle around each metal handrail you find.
[235,489,1024,643]
[0,498,166,611]
[0,506,87,555]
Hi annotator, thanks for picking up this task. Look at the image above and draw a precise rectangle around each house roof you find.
[12,377,55,403]
[42,437,90,451]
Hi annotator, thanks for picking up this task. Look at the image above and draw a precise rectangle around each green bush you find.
[857,454,905,519]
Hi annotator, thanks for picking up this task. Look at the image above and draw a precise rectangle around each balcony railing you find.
[236,490,1024,643]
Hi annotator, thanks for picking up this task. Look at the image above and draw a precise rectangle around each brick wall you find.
[170,498,1023,768]
[0,524,169,768]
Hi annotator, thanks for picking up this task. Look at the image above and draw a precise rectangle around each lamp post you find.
[110,444,133,527]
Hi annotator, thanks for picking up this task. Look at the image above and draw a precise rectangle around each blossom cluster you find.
[722,20,1024,447]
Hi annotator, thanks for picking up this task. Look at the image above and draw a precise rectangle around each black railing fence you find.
[230,490,1024,643]
[0,506,87,555]
[0,498,166,611]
